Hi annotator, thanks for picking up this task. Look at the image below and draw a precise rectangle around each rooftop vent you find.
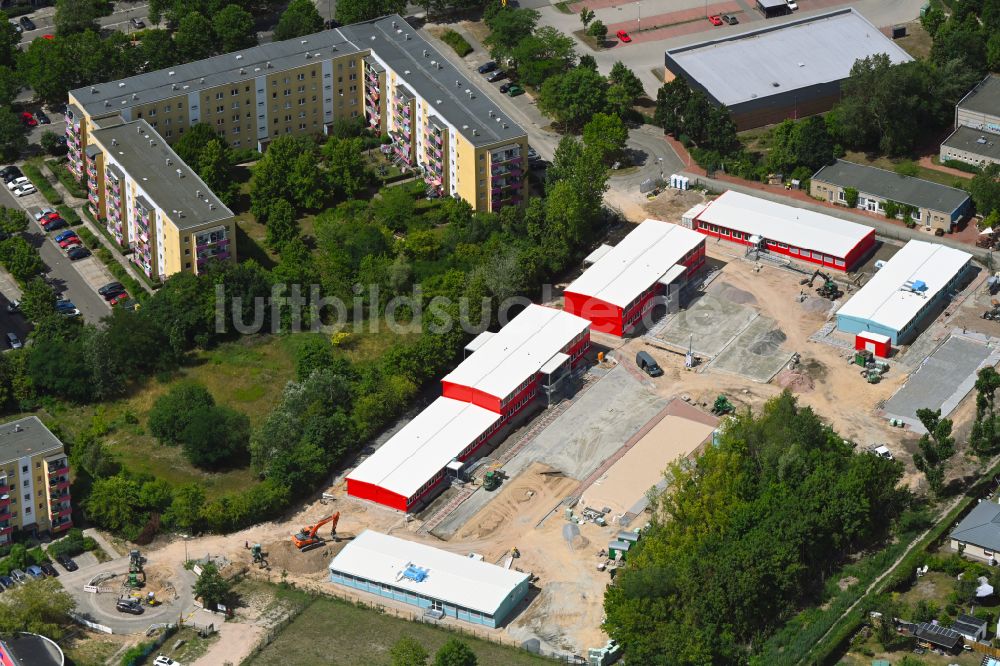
[111,138,117,146]
[331,45,337,51]
[979,136,988,144]
[196,190,201,198]
[771,82,779,87]
[91,86,98,94]
[436,99,442,105]
[404,69,410,75]
[462,124,468,130]
[165,158,172,166]
[254,66,261,72]
[472,129,478,136]
[132,93,138,100]
[149,139,155,147]
[392,20,397,29]
[431,60,436,66]
[266,61,272,68]
[370,35,376,41]
[305,53,311,59]
[798,62,805,67]
[172,83,178,90]
[489,110,494,117]
[137,125,142,133]
[200,77,205,83]
[209,203,215,210]
[104,101,110,107]
[423,49,427,57]
[235,54,243,60]
[455,80,461,86]
[502,123,508,129]
[240,68,245,75]
[176,168,183,178]
[118,82,125,88]
[300,39,307,44]
[405,33,410,40]
[13,424,22,433]
[168,71,175,76]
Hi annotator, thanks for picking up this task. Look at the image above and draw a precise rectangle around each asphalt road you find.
[16,1,151,46]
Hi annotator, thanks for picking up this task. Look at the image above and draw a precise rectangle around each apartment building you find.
[0,417,72,545]
[65,15,526,214]
[86,117,236,280]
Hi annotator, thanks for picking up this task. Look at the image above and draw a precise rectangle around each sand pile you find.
[802,296,834,314]
[717,283,758,305]
[262,538,346,575]
[774,369,815,393]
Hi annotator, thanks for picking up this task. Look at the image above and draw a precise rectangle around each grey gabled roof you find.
[0,416,64,465]
[914,622,963,649]
[812,160,970,216]
[957,74,1000,117]
[952,613,986,636]
[942,126,1000,162]
[950,500,1000,552]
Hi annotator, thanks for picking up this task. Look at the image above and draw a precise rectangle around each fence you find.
[70,612,113,634]
[970,640,1000,658]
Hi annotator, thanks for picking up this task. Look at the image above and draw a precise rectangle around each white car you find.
[13,185,36,197]
[153,656,181,666]
[6,176,28,191]
[787,0,798,8]
[33,207,54,221]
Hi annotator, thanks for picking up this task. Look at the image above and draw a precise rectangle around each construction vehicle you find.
[292,512,340,550]
[712,395,735,415]
[862,368,882,384]
[984,299,1000,320]
[251,543,268,568]
[483,470,506,491]
[801,270,843,300]
[127,550,145,587]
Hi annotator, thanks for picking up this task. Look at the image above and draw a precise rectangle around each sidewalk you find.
[83,527,122,559]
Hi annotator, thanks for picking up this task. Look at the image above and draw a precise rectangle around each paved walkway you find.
[83,527,121,559]
[918,155,974,180]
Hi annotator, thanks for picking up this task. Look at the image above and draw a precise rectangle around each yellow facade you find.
[0,418,72,545]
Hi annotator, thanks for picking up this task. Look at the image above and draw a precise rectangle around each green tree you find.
[164,483,206,534]
[586,19,607,43]
[0,207,26,235]
[193,562,231,609]
[0,579,75,640]
[250,135,314,220]
[212,4,257,53]
[265,198,299,251]
[582,112,628,165]
[0,236,44,281]
[180,405,250,469]
[989,31,1000,71]
[579,7,595,28]
[654,76,692,136]
[971,366,1000,457]
[84,474,142,533]
[323,136,368,199]
[483,7,539,64]
[510,26,575,86]
[336,0,405,25]
[843,186,859,208]
[609,61,645,103]
[54,0,102,35]
[197,139,235,206]
[139,478,174,513]
[921,5,946,37]
[0,13,18,68]
[372,185,416,232]
[18,278,57,322]
[0,110,26,162]
[538,67,607,131]
[148,381,215,445]
[912,408,955,497]
[175,12,215,62]
[390,636,429,666]
[0,66,20,107]
[40,130,64,155]
[970,164,1000,217]
[289,150,327,210]
[275,0,324,41]
[139,29,178,71]
[434,639,477,666]
[173,123,220,167]
[295,334,335,381]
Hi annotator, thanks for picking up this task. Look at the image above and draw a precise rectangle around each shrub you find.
[20,162,62,205]
[440,29,472,57]
[943,159,982,175]
[843,187,859,208]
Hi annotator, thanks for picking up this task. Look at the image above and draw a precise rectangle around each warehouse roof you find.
[837,240,971,332]
[664,8,911,107]
[942,126,1000,163]
[442,304,589,401]
[329,530,529,616]
[340,16,524,147]
[91,120,233,230]
[813,160,971,216]
[950,499,1000,553]
[347,397,499,500]
[957,74,1000,117]
[565,220,704,309]
[0,417,64,466]
[694,190,874,258]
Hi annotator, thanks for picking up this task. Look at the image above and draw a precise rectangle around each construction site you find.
[60,186,1000,664]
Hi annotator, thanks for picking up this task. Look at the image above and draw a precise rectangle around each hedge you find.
[20,162,63,205]
[57,205,82,227]
[942,159,982,175]
[440,29,472,57]
[46,159,88,199]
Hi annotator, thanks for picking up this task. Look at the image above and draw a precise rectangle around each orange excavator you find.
[292,512,340,550]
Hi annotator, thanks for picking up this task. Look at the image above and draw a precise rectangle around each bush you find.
[76,226,100,250]
[148,382,215,445]
[46,160,87,198]
[20,162,63,205]
[943,159,982,175]
[843,187,859,208]
[440,29,472,57]
[47,528,93,559]
[56,205,82,226]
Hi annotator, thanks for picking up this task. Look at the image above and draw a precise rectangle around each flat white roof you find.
[441,304,589,400]
[347,397,500,499]
[565,220,704,309]
[695,190,873,258]
[329,530,529,616]
[665,9,912,108]
[837,240,971,332]
[584,244,614,265]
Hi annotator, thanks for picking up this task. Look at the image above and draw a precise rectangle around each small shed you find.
[855,331,891,358]
[914,621,963,652]
[608,540,631,561]
[617,531,640,544]
[952,613,988,642]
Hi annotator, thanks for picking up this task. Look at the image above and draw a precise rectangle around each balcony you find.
[51,519,72,532]
[491,148,520,164]
[50,506,72,520]
[0,511,8,523]
[0,525,11,536]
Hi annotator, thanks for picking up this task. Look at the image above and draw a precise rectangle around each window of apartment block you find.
[311,95,317,102]
[337,64,342,71]
[274,117,278,124]
[284,102,291,109]
[311,70,316,77]
[178,102,184,109]
[216,92,224,100]
[245,85,251,92]
[137,112,142,118]
[186,262,191,269]
[217,118,224,125]
[179,127,184,134]
[349,61,355,68]
[216,105,224,113]
[298,97,305,105]
[165,129,173,137]
[24,507,30,515]
[349,73,357,81]
[232,101,240,109]
[283,77,289,84]
[284,114,291,122]
[298,123,306,130]
[349,85,357,92]
[299,111,306,118]
[151,121,157,127]
[297,85,305,92]
[232,114,240,122]
[284,88,291,96]
[233,126,240,134]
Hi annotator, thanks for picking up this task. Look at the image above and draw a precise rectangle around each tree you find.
[198,139,235,206]
[390,636,429,666]
[148,381,216,445]
[164,483,206,534]
[54,0,102,35]
[175,12,216,62]
[843,186,859,209]
[538,67,607,131]
[0,207,26,235]
[275,0,324,41]
[295,334,336,381]
[336,0,405,25]
[434,639,477,666]
[0,110,25,162]
[19,278,57,322]
[139,29,178,71]
[971,366,1000,457]
[173,123,220,167]
[0,66,20,107]
[323,136,368,200]
[0,13,18,68]
[483,8,540,64]
[921,5,946,38]
[609,61,645,102]
[586,19,607,44]
[193,562,231,610]
[0,237,44,281]
[84,474,142,533]
[970,164,1000,217]
[510,26,575,86]
[579,54,597,71]
[265,198,299,251]
[0,579,75,640]
[372,185,416,232]
[579,7,595,28]
[180,405,250,469]
[912,408,955,497]
[39,130,63,156]
[250,135,314,220]
[654,76,692,136]
[289,150,327,210]
[582,112,628,165]
[212,5,257,53]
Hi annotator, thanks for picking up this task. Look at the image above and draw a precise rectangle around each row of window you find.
[332,573,494,622]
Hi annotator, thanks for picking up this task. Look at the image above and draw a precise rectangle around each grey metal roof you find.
[71,29,363,117]
[0,416,64,465]
[957,74,1000,117]
[942,126,1000,162]
[950,500,1000,552]
[913,622,962,649]
[812,160,970,215]
[664,8,912,107]
[339,16,524,147]
[91,119,233,230]
[952,614,986,636]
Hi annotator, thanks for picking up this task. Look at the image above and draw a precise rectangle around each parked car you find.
[499,82,512,94]
[6,300,18,314]
[1,166,22,182]
[786,0,798,8]
[19,112,36,127]
[58,235,80,249]
[98,281,124,296]
[18,16,35,31]
[11,22,20,35]
[506,84,524,97]
[485,69,506,82]
[13,184,36,197]
[708,14,724,25]
[130,17,145,28]
[10,569,27,584]
[34,110,49,124]
[54,230,77,242]
[43,219,66,231]
[6,176,29,191]
[477,60,497,74]
[153,656,180,666]
[0,575,12,589]
[635,351,663,377]
[39,563,58,577]
[109,292,130,306]
[6,332,22,349]
[616,30,631,43]
[527,146,541,163]
[68,247,91,261]
[25,565,43,580]
[722,14,739,24]
[55,300,75,311]
[55,554,78,572]
[33,207,54,221]
[116,598,144,615]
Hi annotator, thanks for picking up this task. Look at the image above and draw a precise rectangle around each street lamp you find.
[181,534,189,563]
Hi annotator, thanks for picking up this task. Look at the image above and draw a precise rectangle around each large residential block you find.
[0,417,72,545]
[66,15,527,217]
[940,75,1000,168]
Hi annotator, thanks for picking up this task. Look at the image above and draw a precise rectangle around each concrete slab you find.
[710,315,793,382]
[71,255,116,292]
[656,291,757,357]
[884,335,995,432]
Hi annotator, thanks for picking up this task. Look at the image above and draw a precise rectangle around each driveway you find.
[16,1,152,47]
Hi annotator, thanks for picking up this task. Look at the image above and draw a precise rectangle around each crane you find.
[292,512,340,550]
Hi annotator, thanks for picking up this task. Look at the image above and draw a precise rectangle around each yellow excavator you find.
[292,512,340,550]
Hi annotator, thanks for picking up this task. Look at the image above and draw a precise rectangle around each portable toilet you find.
[855,331,891,358]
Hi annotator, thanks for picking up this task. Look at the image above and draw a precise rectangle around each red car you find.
[58,235,80,249]
[708,15,723,26]
[109,292,130,306]
[616,30,631,43]
[40,215,63,228]
[20,112,37,127]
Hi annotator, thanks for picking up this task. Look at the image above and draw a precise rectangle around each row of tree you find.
[390,636,479,666]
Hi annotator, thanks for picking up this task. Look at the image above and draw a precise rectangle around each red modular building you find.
[347,304,591,511]
[563,219,706,337]
[686,190,876,272]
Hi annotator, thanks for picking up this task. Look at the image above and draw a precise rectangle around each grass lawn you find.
[247,588,551,666]
[842,151,969,189]
[896,21,933,59]
[61,635,123,666]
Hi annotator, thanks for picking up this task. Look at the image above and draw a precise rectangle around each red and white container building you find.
[563,219,706,337]
[686,190,875,271]
[347,304,591,512]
